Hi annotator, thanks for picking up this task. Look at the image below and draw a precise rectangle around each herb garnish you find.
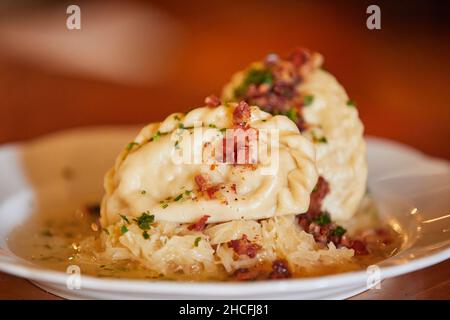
[234,68,273,97]
[331,226,347,237]
[140,190,147,195]
[286,107,298,122]
[314,213,331,226]
[142,231,150,239]
[136,212,155,230]
[119,214,130,224]
[149,131,162,142]
[303,95,314,106]
[161,203,169,209]
[194,237,202,247]
[208,124,218,129]
[120,225,128,234]
[174,193,183,201]
[126,142,139,151]
[346,100,356,107]
[311,131,328,144]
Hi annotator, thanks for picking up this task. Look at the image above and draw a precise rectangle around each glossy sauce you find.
[8,197,403,281]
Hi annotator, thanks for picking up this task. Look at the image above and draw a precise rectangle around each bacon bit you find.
[206,185,220,199]
[350,240,369,256]
[187,215,210,231]
[288,48,310,67]
[306,176,330,218]
[228,235,261,258]
[210,164,216,171]
[194,174,208,191]
[233,101,251,127]
[234,268,259,281]
[268,260,291,279]
[194,174,221,199]
[204,94,221,108]
[231,183,237,194]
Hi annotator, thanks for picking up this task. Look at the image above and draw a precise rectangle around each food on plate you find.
[222,48,367,221]
[9,48,400,282]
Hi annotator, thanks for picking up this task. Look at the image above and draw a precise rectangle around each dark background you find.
[0,0,449,158]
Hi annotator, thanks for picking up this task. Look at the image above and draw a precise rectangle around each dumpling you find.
[222,49,367,221]
[101,102,318,226]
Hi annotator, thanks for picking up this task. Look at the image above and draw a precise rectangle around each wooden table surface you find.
[0,0,448,299]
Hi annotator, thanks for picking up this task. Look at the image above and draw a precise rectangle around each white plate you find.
[0,127,448,300]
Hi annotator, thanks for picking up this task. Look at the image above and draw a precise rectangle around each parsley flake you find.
[136,212,155,230]
[119,214,130,224]
[194,237,202,247]
[331,226,347,237]
[303,95,314,106]
[120,225,128,234]
[314,213,331,226]
[347,100,356,107]
[126,142,139,151]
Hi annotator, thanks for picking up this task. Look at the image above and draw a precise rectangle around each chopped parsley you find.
[331,226,347,237]
[140,190,147,195]
[142,231,150,239]
[314,213,331,226]
[174,115,181,121]
[219,128,227,133]
[119,214,130,224]
[126,142,139,151]
[161,203,169,209]
[149,131,162,142]
[303,95,314,106]
[208,123,218,128]
[174,140,180,149]
[311,131,328,144]
[194,237,202,247]
[136,212,155,231]
[178,123,185,129]
[120,225,128,234]
[234,68,273,97]
[286,107,298,122]
[174,193,183,201]
[184,190,192,196]
[346,99,356,107]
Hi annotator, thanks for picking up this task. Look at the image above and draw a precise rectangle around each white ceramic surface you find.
[0,127,449,300]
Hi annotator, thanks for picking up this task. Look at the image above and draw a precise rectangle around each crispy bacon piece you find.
[306,176,330,218]
[233,101,251,127]
[350,240,369,256]
[288,48,310,67]
[233,268,259,281]
[205,185,220,199]
[228,235,261,258]
[204,94,221,108]
[194,174,208,191]
[187,215,210,231]
[194,174,220,199]
[268,260,291,279]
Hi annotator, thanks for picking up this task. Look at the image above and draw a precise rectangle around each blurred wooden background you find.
[0,0,449,161]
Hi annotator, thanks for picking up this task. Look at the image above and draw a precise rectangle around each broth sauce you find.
[8,197,403,281]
